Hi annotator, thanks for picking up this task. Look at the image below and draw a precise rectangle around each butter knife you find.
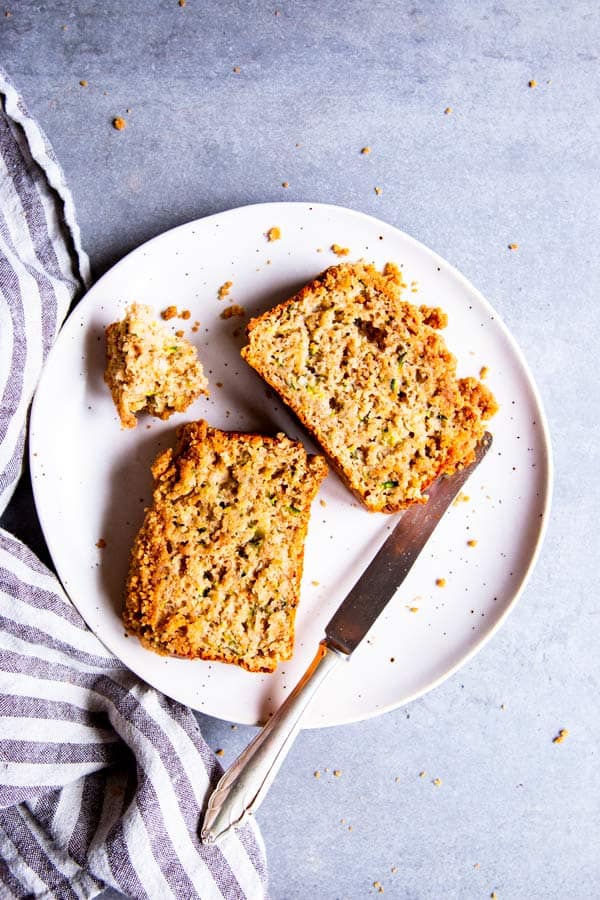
[201,432,492,844]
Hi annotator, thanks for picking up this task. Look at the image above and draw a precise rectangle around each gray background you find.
[2,1,599,898]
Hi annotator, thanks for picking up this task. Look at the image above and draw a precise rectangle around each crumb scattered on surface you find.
[333,769,342,777]
[314,770,321,778]
[215,748,224,757]
[96,539,107,549]
[180,309,191,320]
[528,79,537,88]
[179,0,186,5]
[218,280,233,299]
[508,243,519,250]
[467,539,478,547]
[433,777,442,787]
[553,728,569,744]
[374,186,382,195]
[281,181,289,188]
[436,578,446,588]
[112,117,127,131]
[330,243,350,257]
[454,492,470,505]
[311,580,320,586]
[444,106,452,114]
[407,606,419,613]
[79,79,88,87]
[361,146,371,155]
[419,771,426,778]
[267,226,281,241]
[479,365,489,379]
[216,382,223,388]
[233,66,241,74]
[500,703,506,711]
[161,305,178,320]
[231,724,237,729]
[221,304,245,319]
[319,498,327,507]
[491,893,498,900]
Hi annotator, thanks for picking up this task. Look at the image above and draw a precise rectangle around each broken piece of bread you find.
[241,261,497,512]
[123,420,328,672]
[104,303,208,428]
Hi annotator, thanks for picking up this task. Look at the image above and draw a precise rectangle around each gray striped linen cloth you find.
[0,68,268,898]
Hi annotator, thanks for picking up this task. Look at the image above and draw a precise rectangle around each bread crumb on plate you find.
[104,303,208,429]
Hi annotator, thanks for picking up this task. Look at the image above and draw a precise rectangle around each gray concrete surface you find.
[2,2,599,898]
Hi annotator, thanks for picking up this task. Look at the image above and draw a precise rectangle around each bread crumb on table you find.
[528,79,537,88]
[215,748,224,757]
[361,146,371,155]
[281,181,289,188]
[79,79,88,87]
[161,305,178,320]
[180,309,191,320]
[96,539,107,549]
[267,226,281,241]
[333,769,342,777]
[467,539,478,547]
[314,770,321,778]
[374,186,382,195]
[218,280,233,299]
[436,578,446,588]
[419,770,426,778]
[330,243,350,257]
[553,728,569,744]
[432,777,442,787]
[233,66,241,74]
[479,365,489,379]
[221,304,245,319]
[407,606,419,613]
[444,106,452,114]
[508,242,519,250]
[112,117,127,131]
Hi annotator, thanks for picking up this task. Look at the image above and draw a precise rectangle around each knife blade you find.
[201,432,492,844]
[325,430,493,655]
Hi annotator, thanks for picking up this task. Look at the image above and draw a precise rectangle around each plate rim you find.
[29,200,554,727]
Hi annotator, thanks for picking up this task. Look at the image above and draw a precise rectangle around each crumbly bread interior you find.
[104,303,208,428]
[123,421,328,672]
[242,262,497,512]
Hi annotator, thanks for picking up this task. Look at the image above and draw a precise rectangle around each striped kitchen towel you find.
[0,68,268,898]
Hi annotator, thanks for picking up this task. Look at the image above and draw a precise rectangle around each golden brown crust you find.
[123,420,328,672]
[242,261,497,512]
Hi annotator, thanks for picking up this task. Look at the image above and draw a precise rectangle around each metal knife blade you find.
[324,431,493,656]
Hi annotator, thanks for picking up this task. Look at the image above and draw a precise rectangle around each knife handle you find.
[200,641,346,844]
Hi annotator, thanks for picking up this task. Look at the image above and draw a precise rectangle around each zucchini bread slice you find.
[241,261,497,513]
[123,420,328,672]
[104,303,208,429]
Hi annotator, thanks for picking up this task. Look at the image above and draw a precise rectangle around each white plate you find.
[29,202,552,727]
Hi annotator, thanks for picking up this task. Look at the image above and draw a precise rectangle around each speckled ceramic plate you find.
[29,202,552,727]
